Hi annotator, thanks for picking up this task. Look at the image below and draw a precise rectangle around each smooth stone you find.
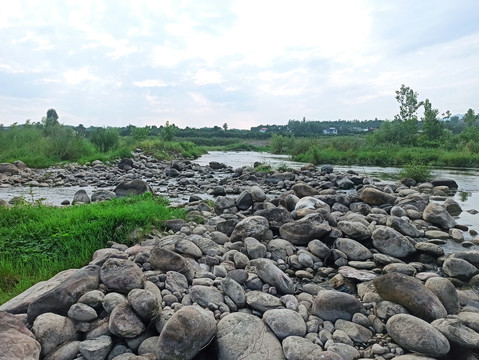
[386,314,450,358]
[230,216,270,242]
[109,303,145,338]
[334,319,373,343]
[432,317,479,349]
[425,277,460,315]
[279,213,331,245]
[100,258,145,293]
[281,336,324,360]
[189,285,224,307]
[79,335,112,360]
[312,290,363,322]
[423,202,456,229]
[216,312,286,360]
[442,257,478,280]
[32,313,76,356]
[252,258,295,294]
[373,273,447,322]
[262,309,307,340]
[334,238,372,260]
[157,306,216,360]
[245,291,283,313]
[371,227,416,258]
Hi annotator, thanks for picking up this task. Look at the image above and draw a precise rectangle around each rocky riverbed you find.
[1,153,479,360]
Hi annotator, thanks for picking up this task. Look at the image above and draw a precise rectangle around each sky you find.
[1,1,479,130]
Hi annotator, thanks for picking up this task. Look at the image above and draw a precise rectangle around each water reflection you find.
[459,191,472,202]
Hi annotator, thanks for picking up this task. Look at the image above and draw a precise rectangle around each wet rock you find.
[216,312,285,360]
[157,306,216,360]
[431,178,458,189]
[386,314,450,358]
[444,197,462,216]
[262,309,307,340]
[100,258,145,293]
[312,290,363,322]
[373,273,447,322]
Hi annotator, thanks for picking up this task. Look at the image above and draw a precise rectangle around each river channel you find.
[1,151,478,243]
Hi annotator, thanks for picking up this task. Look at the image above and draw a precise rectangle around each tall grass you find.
[0,193,186,304]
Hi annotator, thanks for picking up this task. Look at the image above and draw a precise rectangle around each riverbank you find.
[1,153,479,359]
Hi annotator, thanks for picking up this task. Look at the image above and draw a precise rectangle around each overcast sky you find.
[1,1,479,129]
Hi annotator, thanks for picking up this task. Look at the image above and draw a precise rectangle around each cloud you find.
[0,0,479,129]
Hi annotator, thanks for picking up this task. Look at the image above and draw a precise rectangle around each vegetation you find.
[399,162,432,182]
[0,193,186,304]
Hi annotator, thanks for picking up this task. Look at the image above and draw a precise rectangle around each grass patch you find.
[0,193,186,304]
[399,162,432,182]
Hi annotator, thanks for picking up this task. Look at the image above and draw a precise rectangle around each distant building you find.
[323,127,338,135]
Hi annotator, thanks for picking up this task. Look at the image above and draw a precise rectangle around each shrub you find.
[399,162,431,182]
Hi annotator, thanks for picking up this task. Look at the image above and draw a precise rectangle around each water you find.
[1,151,478,245]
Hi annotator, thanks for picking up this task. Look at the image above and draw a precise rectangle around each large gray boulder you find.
[157,306,216,360]
[32,313,76,357]
[423,202,456,229]
[371,227,416,258]
[0,311,41,360]
[230,216,270,242]
[100,258,145,293]
[279,213,331,245]
[216,312,285,360]
[373,273,447,322]
[262,309,307,340]
[114,179,153,198]
[386,314,450,358]
[334,238,372,261]
[109,303,145,338]
[149,247,194,283]
[311,290,363,322]
[0,163,20,175]
[359,187,397,206]
[281,336,326,360]
[432,317,479,349]
[424,277,460,315]
[26,265,100,323]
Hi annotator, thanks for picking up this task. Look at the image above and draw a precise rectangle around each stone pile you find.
[1,160,479,360]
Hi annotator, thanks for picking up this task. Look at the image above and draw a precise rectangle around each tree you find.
[42,108,60,136]
[394,85,423,123]
[160,121,176,141]
[421,99,443,141]
[463,109,477,127]
[89,127,119,152]
[46,109,59,122]
[223,123,228,131]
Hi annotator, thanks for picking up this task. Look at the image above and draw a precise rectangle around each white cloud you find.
[193,69,223,85]
[63,68,98,85]
[134,80,169,88]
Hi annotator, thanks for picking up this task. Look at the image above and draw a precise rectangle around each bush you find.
[89,127,120,152]
[399,162,431,182]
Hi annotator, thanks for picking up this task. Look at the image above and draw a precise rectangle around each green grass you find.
[0,193,186,304]
[399,162,432,182]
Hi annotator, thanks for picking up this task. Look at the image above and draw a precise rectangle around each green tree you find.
[160,121,176,141]
[89,127,120,152]
[223,123,228,131]
[421,99,443,142]
[132,126,151,142]
[394,85,423,123]
[463,109,477,127]
[42,108,60,136]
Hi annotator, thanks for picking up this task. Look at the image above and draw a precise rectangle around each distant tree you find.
[160,121,176,141]
[132,126,151,141]
[89,127,119,152]
[394,85,423,123]
[223,123,228,131]
[463,109,477,127]
[421,99,443,141]
[42,108,60,136]
[46,109,59,122]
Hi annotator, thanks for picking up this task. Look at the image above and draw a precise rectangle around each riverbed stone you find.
[359,187,397,206]
[254,207,293,232]
[0,311,41,360]
[245,291,283,312]
[73,189,91,204]
[216,312,286,360]
[373,273,447,322]
[149,247,194,283]
[127,288,160,321]
[279,213,331,245]
[221,277,246,308]
[312,290,363,322]
[79,335,113,360]
[442,256,478,280]
[432,317,479,349]
[262,309,307,340]
[425,277,460,314]
[230,216,270,242]
[100,258,145,293]
[334,238,372,260]
[371,227,416,258]
[423,202,456,229]
[337,220,371,241]
[386,314,450,358]
[109,303,145,338]
[281,336,325,360]
[114,179,153,197]
[157,306,216,360]
[387,215,422,237]
[253,258,295,294]
[32,313,76,356]
[67,303,98,322]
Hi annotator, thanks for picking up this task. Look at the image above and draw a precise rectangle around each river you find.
[1,151,478,243]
